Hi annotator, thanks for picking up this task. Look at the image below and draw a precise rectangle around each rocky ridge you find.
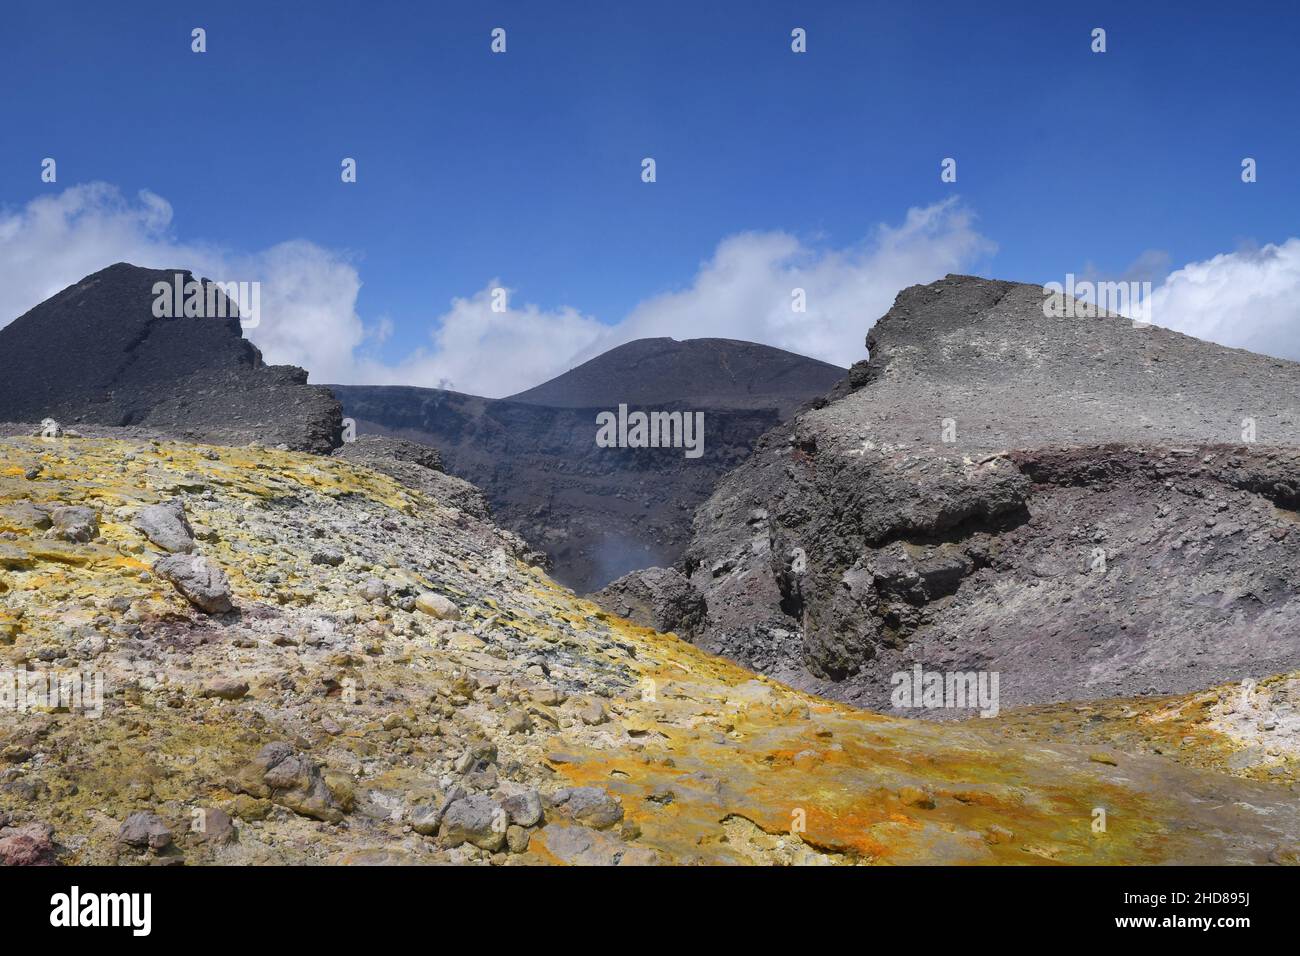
[679,275,1300,713]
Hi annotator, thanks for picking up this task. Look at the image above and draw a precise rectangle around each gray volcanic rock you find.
[233,742,344,824]
[685,274,1300,714]
[117,812,172,850]
[154,553,235,614]
[134,499,196,553]
[0,263,342,452]
[439,795,506,851]
[588,566,706,639]
[47,505,99,543]
[333,434,444,472]
[330,340,845,592]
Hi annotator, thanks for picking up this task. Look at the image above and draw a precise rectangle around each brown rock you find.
[200,677,249,700]
[233,742,344,823]
[0,821,55,865]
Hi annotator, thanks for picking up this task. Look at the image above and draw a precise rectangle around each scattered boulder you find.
[502,708,532,735]
[154,554,234,614]
[454,739,498,775]
[558,787,624,829]
[193,808,236,846]
[577,699,608,726]
[47,505,98,543]
[200,677,249,701]
[410,804,443,836]
[134,499,196,553]
[438,795,506,851]
[233,742,344,823]
[118,812,172,850]
[506,824,531,854]
[414,592,460,620]
[411,785,466,837]
[502,789,544,828]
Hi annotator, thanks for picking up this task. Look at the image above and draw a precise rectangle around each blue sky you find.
[2,0,1298,393]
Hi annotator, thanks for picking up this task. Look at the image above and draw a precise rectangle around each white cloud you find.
[1144,240,1300,360]
[363,198,995,394]
[365,285,606,397]
[0,185,999,396]
[0,183,204,318]
[579,198,996,368]
[0,183,374,384]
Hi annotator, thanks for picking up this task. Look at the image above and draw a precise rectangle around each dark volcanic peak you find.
[506,337,846,417]
[681,274,1300,713]
[329,338,844,592]
[0,263,341,452]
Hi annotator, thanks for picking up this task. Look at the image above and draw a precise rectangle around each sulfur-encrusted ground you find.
[0,435,1296,865]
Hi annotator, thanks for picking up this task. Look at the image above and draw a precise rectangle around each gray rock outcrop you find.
[588,566,707,639]
[684,275,1300,713]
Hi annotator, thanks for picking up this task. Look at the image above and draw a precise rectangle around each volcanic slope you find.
[681,274,1300,714]
[0,433,1296,865]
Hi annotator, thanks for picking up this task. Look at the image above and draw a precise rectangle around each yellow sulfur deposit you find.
[0,435,1295,866]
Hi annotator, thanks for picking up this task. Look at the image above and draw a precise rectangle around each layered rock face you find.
[0,263,342,452]
[330,339,844,593]
[685,275,1300,713]
[1,432,1297,864]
